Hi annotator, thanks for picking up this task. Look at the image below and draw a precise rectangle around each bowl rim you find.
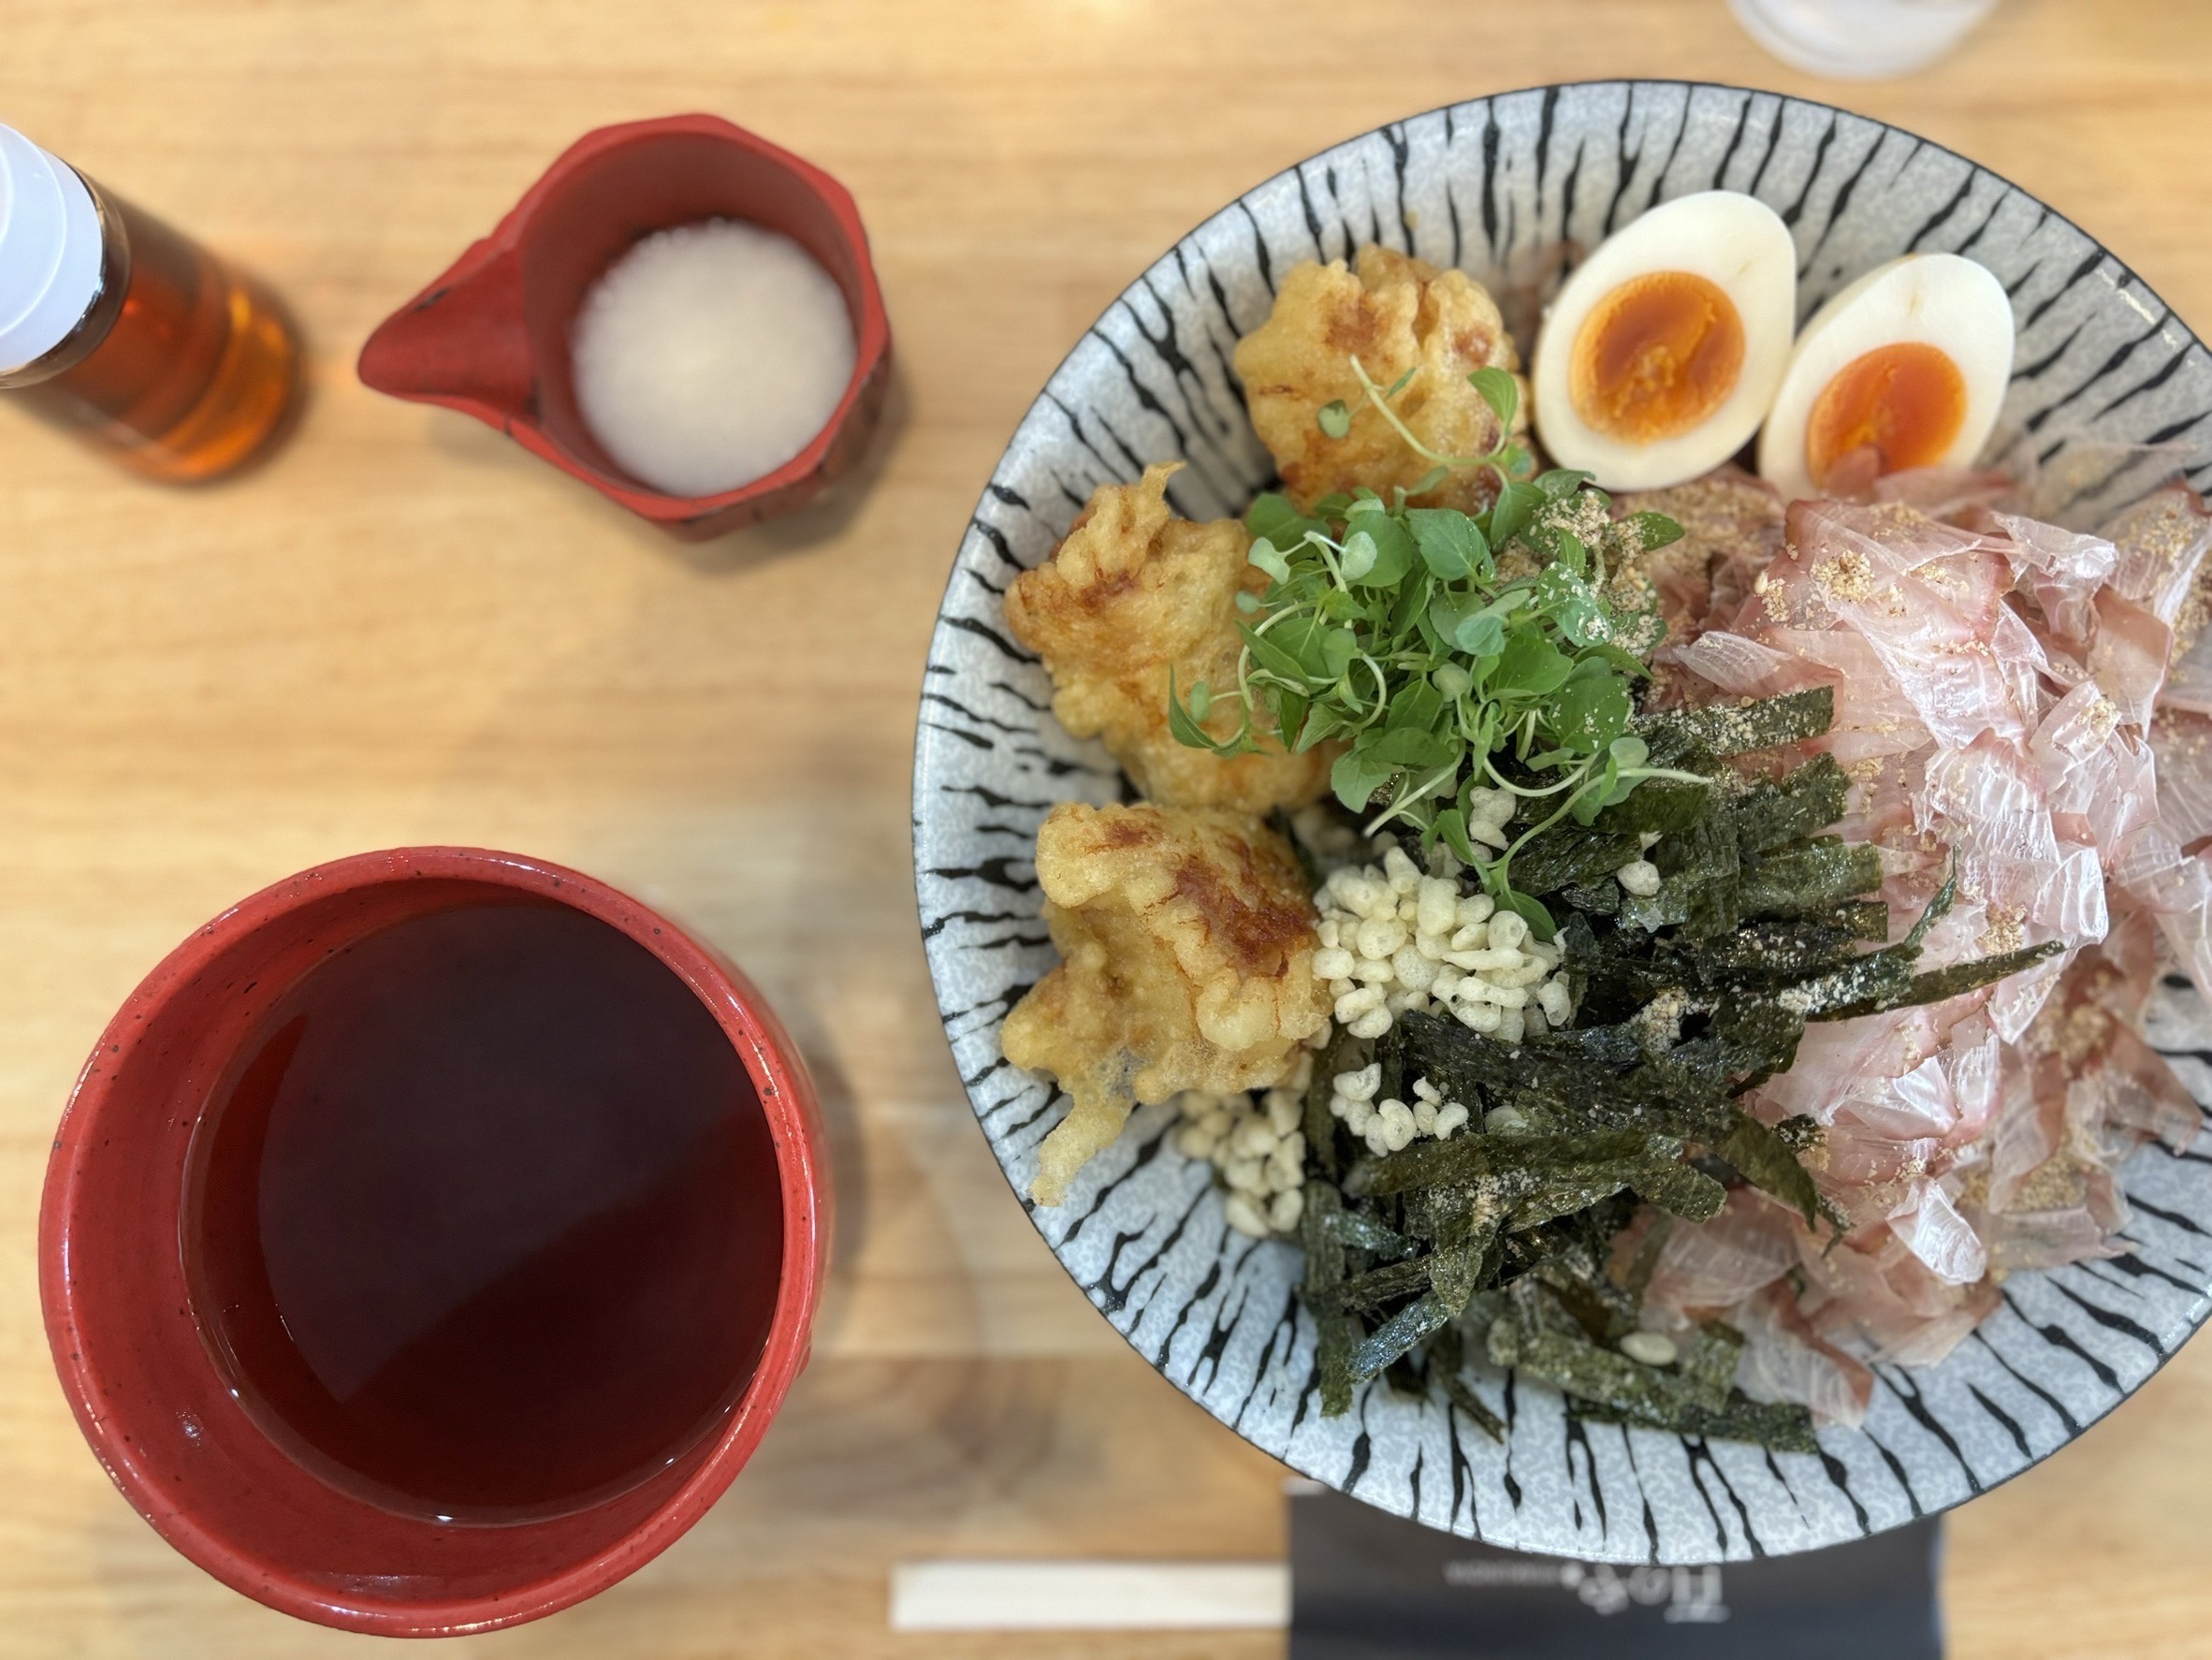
[38,845,828,1635]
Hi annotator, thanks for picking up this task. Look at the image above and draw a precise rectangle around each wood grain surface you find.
[3,2,2210,1654]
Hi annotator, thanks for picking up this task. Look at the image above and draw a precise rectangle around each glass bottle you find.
[0,124,301,482]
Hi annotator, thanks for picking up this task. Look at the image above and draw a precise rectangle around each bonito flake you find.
[1652,479,2209,1399]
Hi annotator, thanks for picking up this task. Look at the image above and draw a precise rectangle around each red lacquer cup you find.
[38,848,828,1636]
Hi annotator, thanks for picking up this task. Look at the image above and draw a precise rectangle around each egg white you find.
[1757,253,2015,503]
[1532,191,1798,491]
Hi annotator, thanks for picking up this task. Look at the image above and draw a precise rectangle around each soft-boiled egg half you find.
[1758,253,2015,502]
[1533,191,1797,491]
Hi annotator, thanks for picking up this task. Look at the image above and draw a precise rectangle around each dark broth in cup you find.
[183,901,782,1524]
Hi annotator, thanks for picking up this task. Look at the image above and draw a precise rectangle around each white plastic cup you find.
[1728,0,2000,80]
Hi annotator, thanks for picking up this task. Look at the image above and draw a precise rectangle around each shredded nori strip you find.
[1322,1206,1418,1258]
[1319,1255,1435,1316]
[1714,1109,1825,1227]
[1621,1215,1671,1302]
[1643,687,1836,757]
[1576,1390,1821,1452]
[1427,1323,1506,1441]
[1812,939,2063,1022]
[1510,826,1645,898]
[1304,1025,1358,1180]
[1484,1283,1817,1452]
[1733,837,1885,923]
[1678,1322,1744,1412]
[1731,752,1853,853]
[1352,1295,1459,1383]
[1627,1158,1729,1223]
[1347,1129,1664,1200]
[1299,1182,1361,1418]
[1348,1226,1495,1386]
[1290,686,2054,1451]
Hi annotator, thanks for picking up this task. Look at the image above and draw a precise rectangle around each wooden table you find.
[4,2,2211,1653]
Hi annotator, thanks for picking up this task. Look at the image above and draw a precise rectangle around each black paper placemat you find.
[1289,1483,1942,1659]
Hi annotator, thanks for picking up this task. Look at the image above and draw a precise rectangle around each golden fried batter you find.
[1002,803,1330,1205]
[1004,463,1333,811]
[1232,246,1528,514]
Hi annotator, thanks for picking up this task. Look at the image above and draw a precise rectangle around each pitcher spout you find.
[357,240,534,425]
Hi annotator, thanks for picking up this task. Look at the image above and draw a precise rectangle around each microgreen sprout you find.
[1336,357,1535,496]
[1171,452,1689,937]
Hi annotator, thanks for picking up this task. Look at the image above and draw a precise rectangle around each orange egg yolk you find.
[1805,341,1968,488]
[1569,270,1746,444]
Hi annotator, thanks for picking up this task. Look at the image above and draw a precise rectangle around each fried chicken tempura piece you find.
[1002,803,1330,1205]
[1004,463,1332,811]
[1232,246,1527,514]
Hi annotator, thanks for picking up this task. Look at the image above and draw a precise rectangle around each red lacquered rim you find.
[37,847,826,1636]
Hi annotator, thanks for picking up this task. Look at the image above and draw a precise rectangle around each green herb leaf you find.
[1166,692,1214,751]
[1580,641,1652,678]
[1332,749,1395,812]
[1247,537,1292,585]
[1385,680,1444,733]
[1264,614,1359,682]
[1494,628,1574,696]
[1624,509,1687,551]
[1246,491,1319,548]
[1550,672,1633,755]
[1435,808,1479,866]
[1537,467,1595,499]
[1454,610,1506,657]
[1241,622,1315,686]
[1533,562,1618,648]
[1344,505,1417,587]
[1407,507,1490,579]
[1339,529,1379,582]
[1317,400,1352,439]
[1165,668,1251,756]
[1499,887,1557,942]
[1489,479,1540,548]
[1373,726,1457,769]
[1468,365,1519,430]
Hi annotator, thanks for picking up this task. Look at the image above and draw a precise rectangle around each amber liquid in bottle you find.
[1,182,300,482]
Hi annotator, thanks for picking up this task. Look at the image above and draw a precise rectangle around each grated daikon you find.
[571,218,856,498]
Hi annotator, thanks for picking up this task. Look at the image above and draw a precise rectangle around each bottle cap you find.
[0,124,104,373]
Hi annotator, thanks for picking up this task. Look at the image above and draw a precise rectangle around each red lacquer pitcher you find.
[358,114,891,541]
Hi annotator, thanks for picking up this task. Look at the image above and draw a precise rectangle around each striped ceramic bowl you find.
[912,80,2212,1563]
